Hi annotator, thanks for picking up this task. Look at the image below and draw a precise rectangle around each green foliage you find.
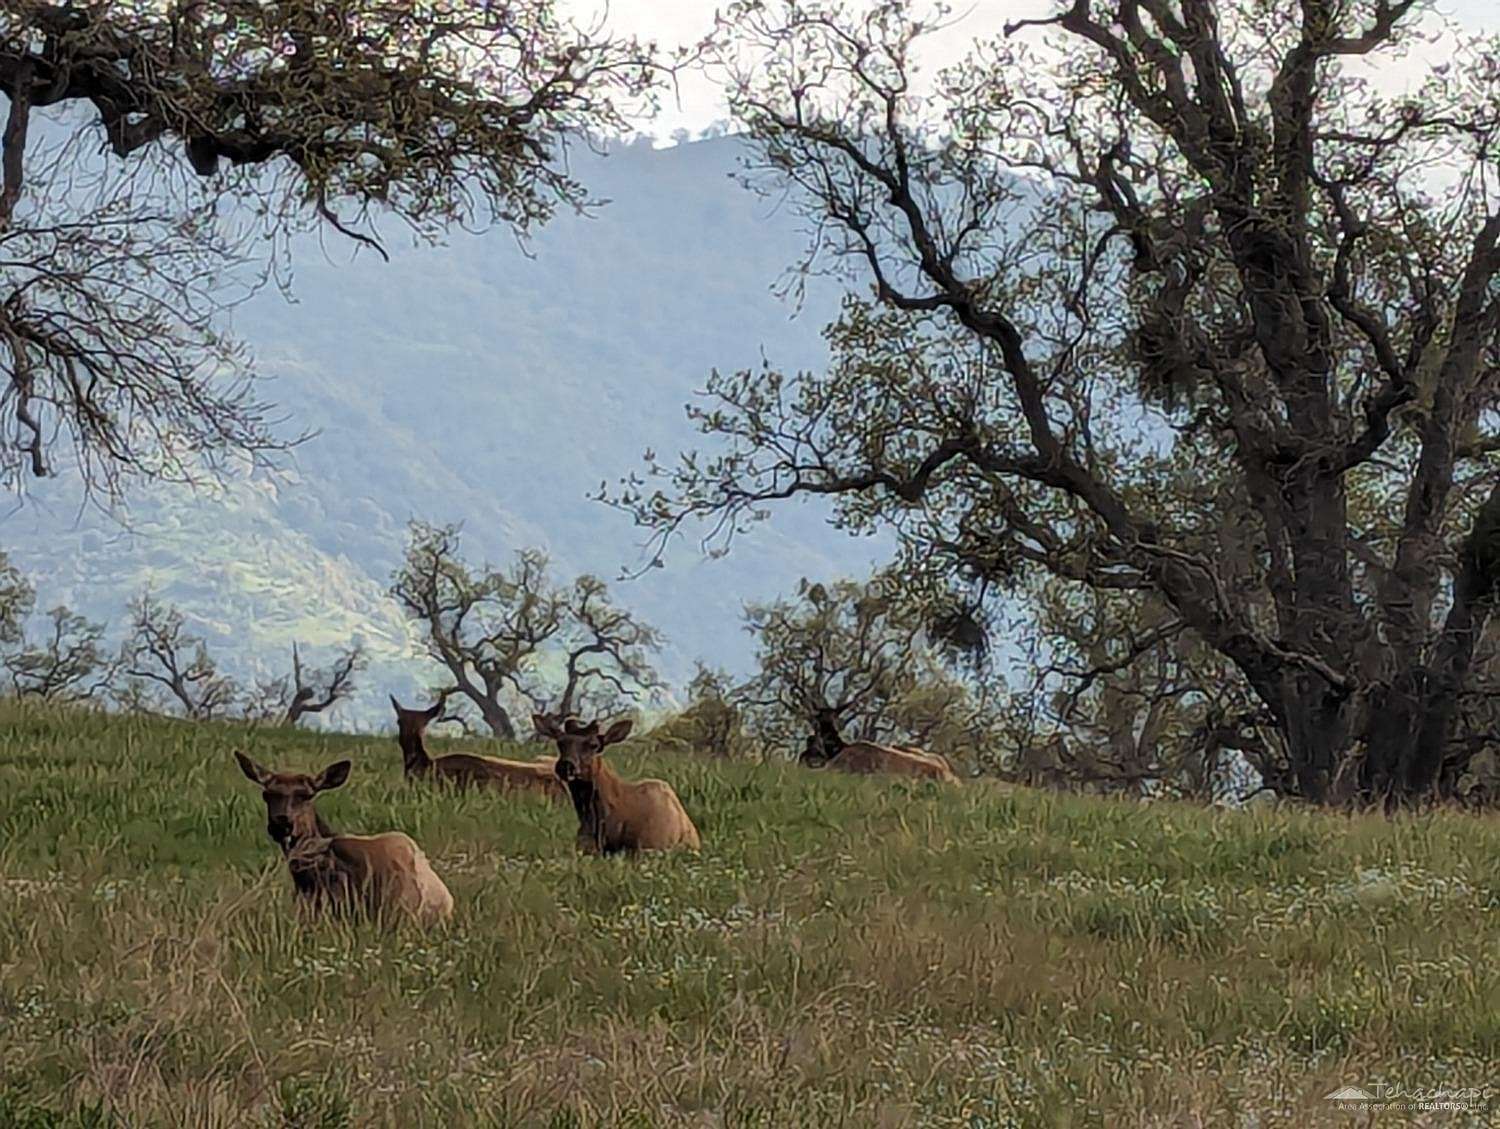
[647,664,754,759]
[0,550,36,645]
[275,1074,356,1129]
[6,0,661,241]
[738,574,1000,766]
[390,522,663,735]
[0,1085,109,1129]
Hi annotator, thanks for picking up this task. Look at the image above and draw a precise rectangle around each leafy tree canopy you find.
[614,0,1500,805]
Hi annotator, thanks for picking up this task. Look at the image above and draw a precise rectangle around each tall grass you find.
[2,699,1496,1127]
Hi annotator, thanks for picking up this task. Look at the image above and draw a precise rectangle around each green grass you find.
[2,699,1497,1127]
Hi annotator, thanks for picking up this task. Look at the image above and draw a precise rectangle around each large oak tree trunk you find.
[1258,482,1500,807]
[479,699,518,742]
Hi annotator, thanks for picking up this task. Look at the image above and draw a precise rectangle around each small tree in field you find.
[1007,577,1274,800]
[651,664,753,759]
[245,642,366,727]
[4,606,113,702]
[0,552,113,701]
[391,522,663,738]
[617,0,1500,806]
[119,591,237,720]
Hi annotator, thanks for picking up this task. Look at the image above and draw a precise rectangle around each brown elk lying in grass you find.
[233,751,453,926]
[800,708,959,784]
[534,713,701,855]
[389,696,564,801]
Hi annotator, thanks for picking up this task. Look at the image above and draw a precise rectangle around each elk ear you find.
[424,701,443,721]
[314,760,352,792]
[533,713,561,739]
[234,751,270,786]
[389,693,403,713]
[601,719,633,747]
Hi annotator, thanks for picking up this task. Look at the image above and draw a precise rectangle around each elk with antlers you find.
[389,696,564,800]
[233,751,453,926]
[534,713,700,854]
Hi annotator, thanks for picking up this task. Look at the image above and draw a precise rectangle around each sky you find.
[558,0,1051,138]
[559,0,1499,141]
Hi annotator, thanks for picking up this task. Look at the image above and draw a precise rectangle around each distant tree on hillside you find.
[619,0,1500,806]
[245,642,366,728]
[0,552,113,701]
[0,551,33,645]
[391,522,663,738]
[0,2,661,497]
[1004,577,1272,801]
[3,606,113,702]
[118,591,237,720]
[650,664,753,759]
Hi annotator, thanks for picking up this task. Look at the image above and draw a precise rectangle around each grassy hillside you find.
[2,700,1496,1127]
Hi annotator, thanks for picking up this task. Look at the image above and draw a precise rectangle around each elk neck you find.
[565,758,624,839]
[285,827,342,900]
[282,803,335,856]
[814,712,847,758]
[398,726,434,775]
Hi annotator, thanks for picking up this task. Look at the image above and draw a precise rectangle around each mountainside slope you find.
[3,136,882,727]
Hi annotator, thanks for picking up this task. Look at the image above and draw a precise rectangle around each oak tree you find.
[245,640,365,726]
[617,0,1500,805]
[4,605,113,701]
[391,521,662,738]
[119,590,238,719]
[0,553,113,700]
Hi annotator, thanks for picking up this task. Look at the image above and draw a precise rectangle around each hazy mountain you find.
[3,135,886,728]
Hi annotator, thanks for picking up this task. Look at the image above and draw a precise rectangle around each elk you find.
[233,751,453,926]
[534,713,701,854]
[800,707,959,783]
[389,696,564,800]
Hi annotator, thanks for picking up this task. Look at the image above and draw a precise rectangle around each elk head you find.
[234,751,350,851]
[808,705,847,760]
[390,695,443,742]
[534,714,633,784]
